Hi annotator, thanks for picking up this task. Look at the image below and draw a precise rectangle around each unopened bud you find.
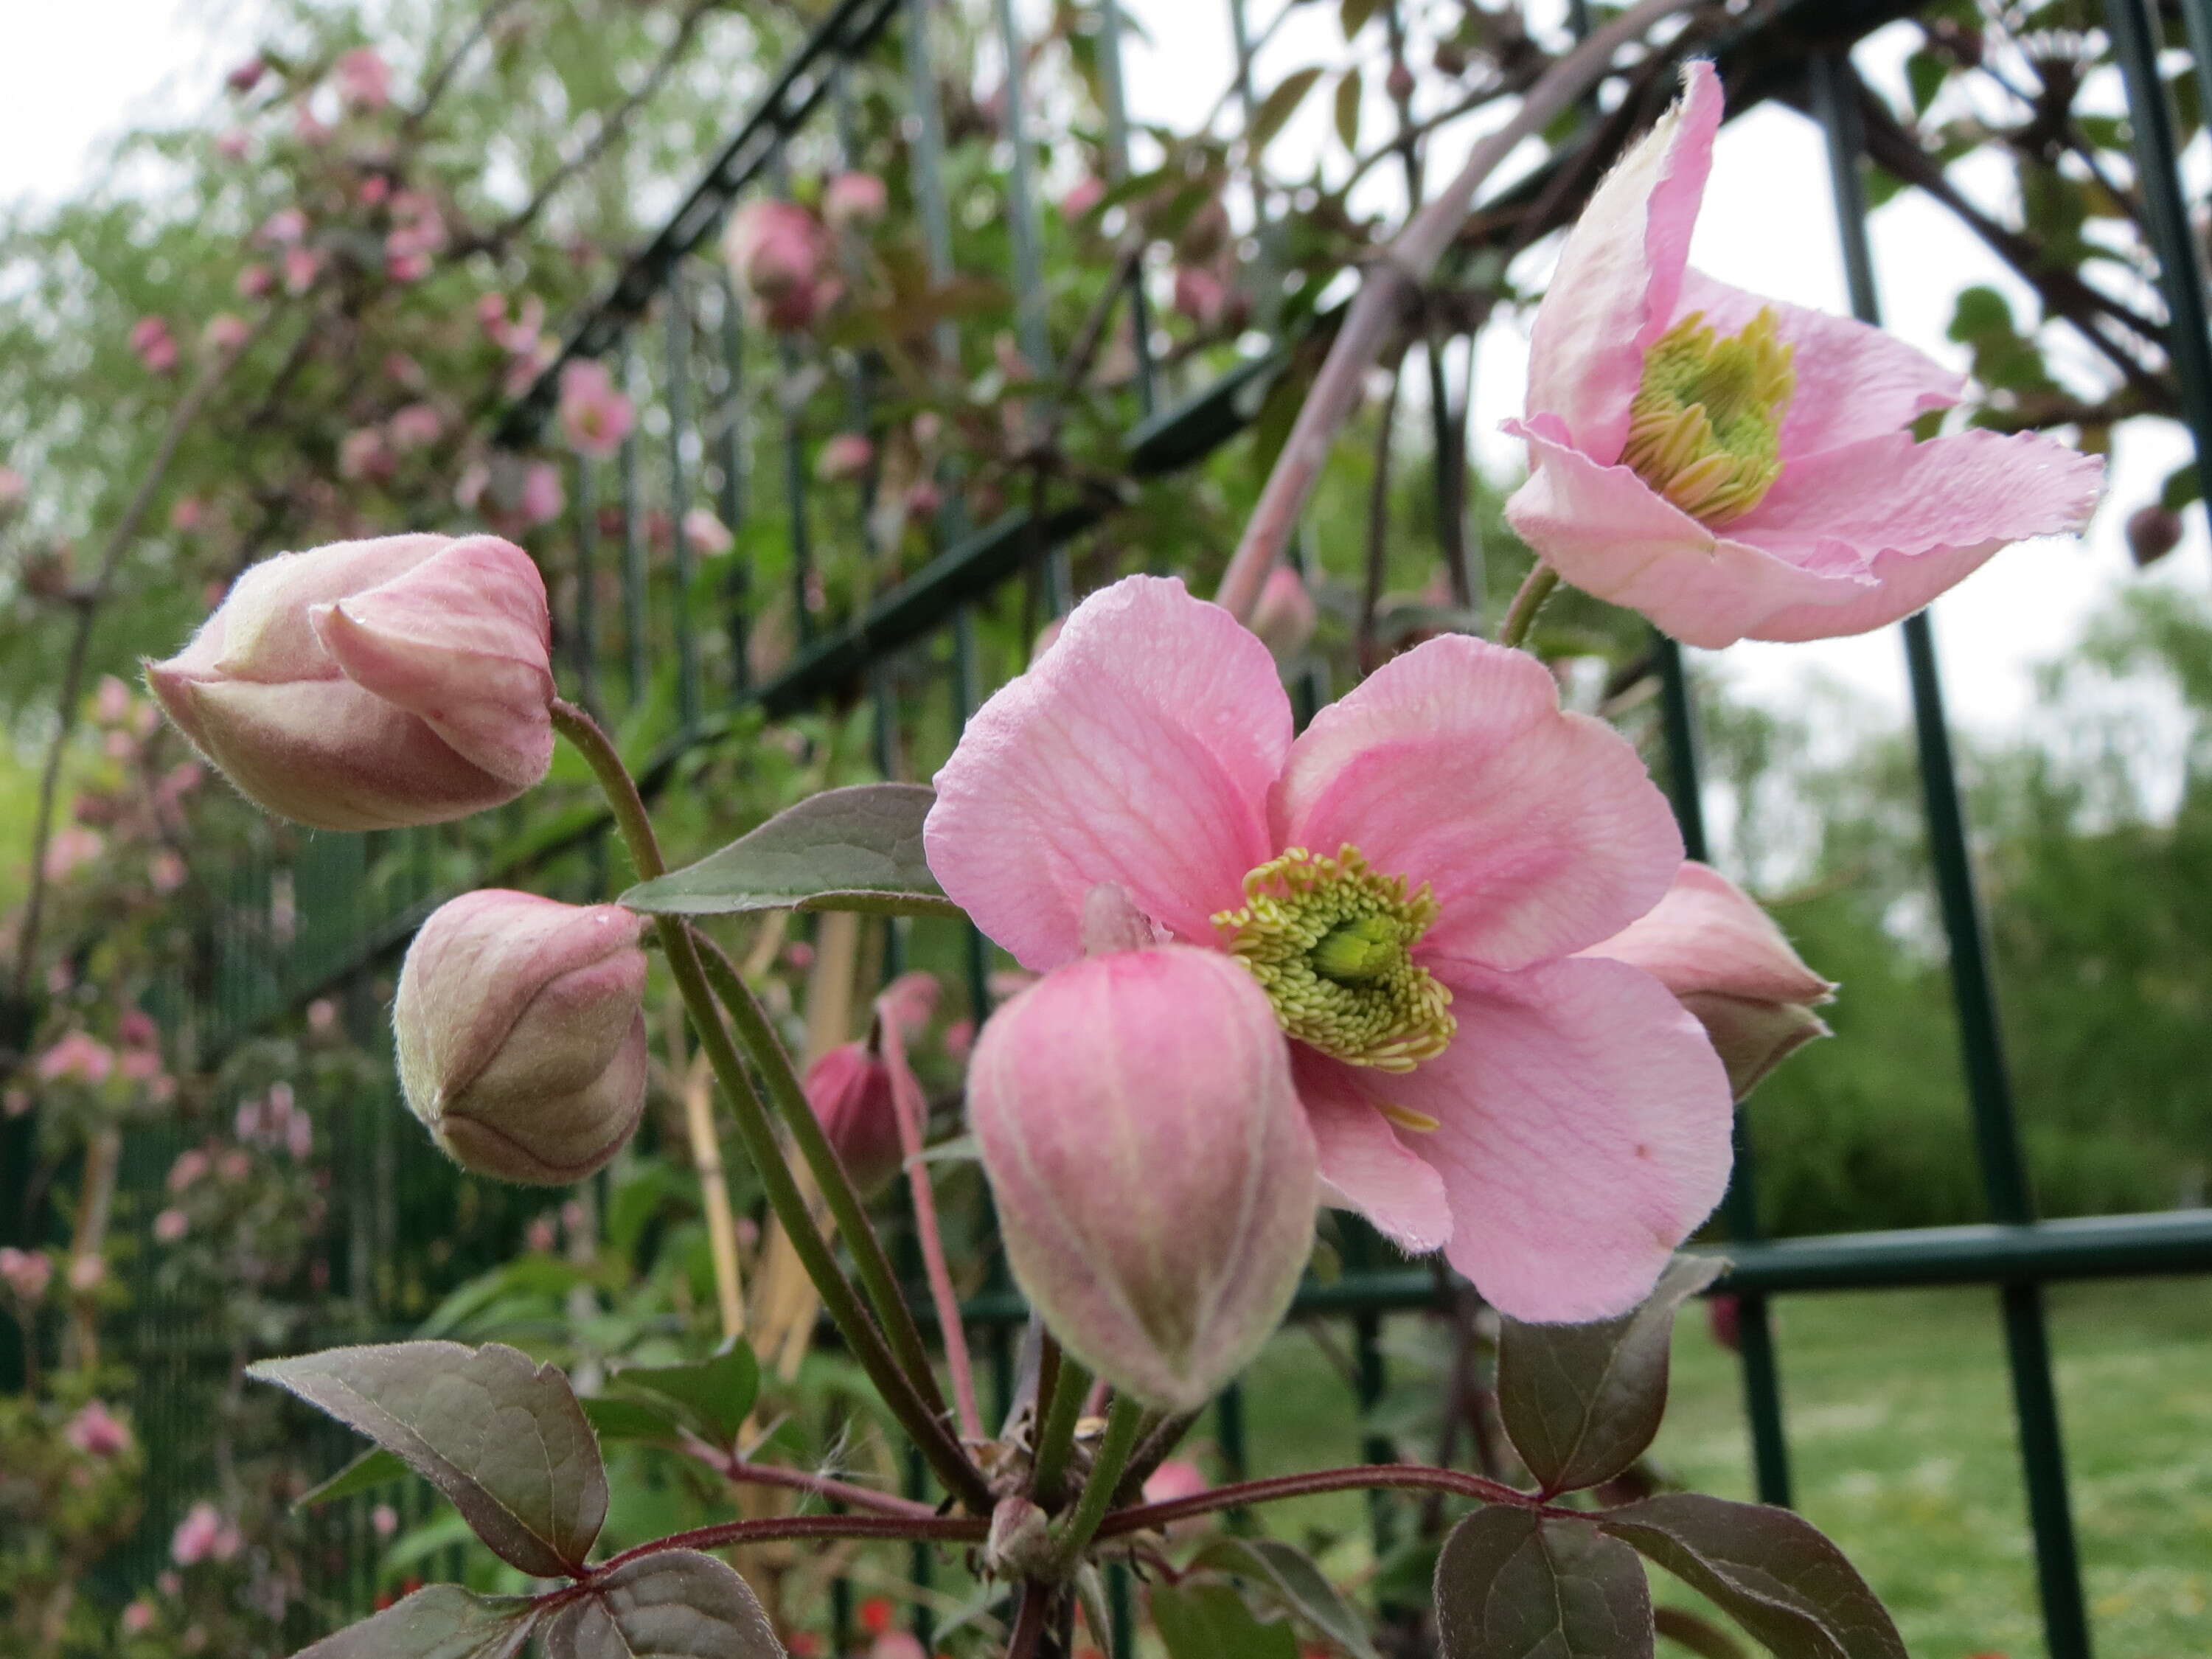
[145,535,554,831]
[1248,564,1317,661]
[1583,863,1834,1099]
[2127,504,2183,568]
[394,891,650,1184]
[823,171,888,231]
[802,1041,902,1197]
[967,947,1318,1411]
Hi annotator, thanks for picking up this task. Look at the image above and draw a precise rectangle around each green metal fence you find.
[12,1,2212,1654]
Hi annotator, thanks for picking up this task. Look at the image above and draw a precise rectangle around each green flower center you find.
[1212,846,1455,1073]
[1621,307,1796,526]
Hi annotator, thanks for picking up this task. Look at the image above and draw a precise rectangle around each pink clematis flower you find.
[928,577,1733,1321]
[1503,62,2101,648]
[557,358,635,458]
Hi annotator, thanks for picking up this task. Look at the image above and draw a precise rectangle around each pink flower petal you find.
[309,535,554,787]
[1731,426,2104,641]
[1524,61,1722,466]
[1276,633,1680,970]
[1293,1048,1453,1255]
[1398,955,1735,1322]
[1673,268,1961,463]
[201,535,451,684]
[926,577,1290,970]
[1503,421,1877,650]
[1582,861,1833,1004]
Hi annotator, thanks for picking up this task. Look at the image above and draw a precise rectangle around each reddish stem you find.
[1096,1463,1538,1537]
[594,1512,987,1575]
[877,998,985,1443]
[693,1441,945,1520]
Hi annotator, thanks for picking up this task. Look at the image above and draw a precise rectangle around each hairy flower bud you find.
[394,891,650,1184]
[1584,862,1834,1099]
[145,534,554,830]
[967,946,1318,1411]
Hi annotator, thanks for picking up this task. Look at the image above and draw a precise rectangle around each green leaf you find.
[582,1395,683,1444]
[248,1341,607,1579]
[620,783,961,920]
[296,1447,411,1512]
[608,1341,759,1448]
[1496,1255,1722,1495]
[2161,461,2201,512]
[538,1549,785,1658]
[1904,51,1946,115]
[1189,1535,1380,1659]
[1600,1494,1905,1659]
[1150,1582,1301,1659]
[1338,0,1382,39]
[1246,69,1325,156]
[291,1583,538,1659]
[1434,1507,1654,1659]
[1333,69,1363,153]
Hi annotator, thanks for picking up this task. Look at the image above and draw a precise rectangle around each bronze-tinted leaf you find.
[249,1341,605,1578]
[1496,1256,1722,1495]
[539,1551,785,1659]
[1435,1506,1654,1659]
[289,1583,538,1659]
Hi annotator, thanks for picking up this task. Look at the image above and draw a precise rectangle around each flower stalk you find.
[549,700,990,1513]
[1052,1393,1146,1568]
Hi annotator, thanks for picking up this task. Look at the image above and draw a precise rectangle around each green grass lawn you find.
[1225,1277,2211,1659]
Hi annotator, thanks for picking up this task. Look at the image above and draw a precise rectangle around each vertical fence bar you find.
[2102,0,2212,541]
[992,0,1052,375]
[1657,635,1793,1507]
[619,339,650,706]
[1093,0,1158,416]
[1812,52,2091,1659]
[716,275,752,696]
[664,272,703,732]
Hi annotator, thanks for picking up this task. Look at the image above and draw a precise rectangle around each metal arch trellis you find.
[29,0,2212,1654]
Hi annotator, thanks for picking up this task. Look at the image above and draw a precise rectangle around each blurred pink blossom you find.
[372,1503,399,1537]
[38,1031,114,1085]
[257,208,307,246]
[822,170,888,230]
[282,246,322,295]
[237,263,274,299]
[122,1601,156,1636]
[1059,175,1106,222]
[96,675,134,723]
[43,827,105,883]
[389,403,442,451]
[153,1208,190,1244]
[338,427,397,482]
[335,46,392,111]
[131,318,178,374]
[0,466,23,509]
[215,128,251,161]
[293,101,330,145]
[558,359,635,458]
[0,1248,52,1303]
[168,1150,211,1193]
[226,57,267,94]
[683,507,732,557]
[815,433,873,483]
[358,174,392,207]
[170,498,206,534]
[68,1254,106,1293]
[170,1503,241,1566]
[119,1009,159,1048]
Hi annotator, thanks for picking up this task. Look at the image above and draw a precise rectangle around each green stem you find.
[550,701,991,1513]
[1497,563,1560,651]
[692,933,953,1427]
[1029,1339,1089,1509]
[1053,1393,1146,1568]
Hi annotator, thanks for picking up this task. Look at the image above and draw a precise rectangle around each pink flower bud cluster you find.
[170,1501,243,1566]
[723,200,838,332]
[63,1399,133,1458]
[0,1248,53,1304]
[130,317,179,375]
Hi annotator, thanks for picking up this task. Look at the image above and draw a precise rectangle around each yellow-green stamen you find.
[1212,846,1455,1072]
[1621,307,1796,526]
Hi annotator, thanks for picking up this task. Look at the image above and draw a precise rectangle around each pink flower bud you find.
[372,1503,399,1537]
[168,1150,210,1192]
[394,891,650,1184]
[358,174,392,207]
[723,200,835,330]
[202,313,251,358]
[65,1400,133,1458]
[338,426,396,482]
[236,263,274,299]
[558,358,636,458]
[334,46,391,111]
[1141,1458,1209,1504]
[145,534,554,830]
[802,1040,902,1197]
[1248,564,1316,660]
[823,171,888,230]
[153,1207,189,1244]
[215,128,251,161]
[170,1502,227,1566]
[816,433,874,483]
[1582,862,1835,1099]
[282,246,321,295]
[967,946,1318,1409]
[226,57,266,94]
[0,1248,52,1304]
[68,1254,106,1293]
[38,1032,115,1085]
[122,1601,156,1636]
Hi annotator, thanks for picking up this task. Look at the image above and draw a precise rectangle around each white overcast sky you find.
[5,0,2205,741]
